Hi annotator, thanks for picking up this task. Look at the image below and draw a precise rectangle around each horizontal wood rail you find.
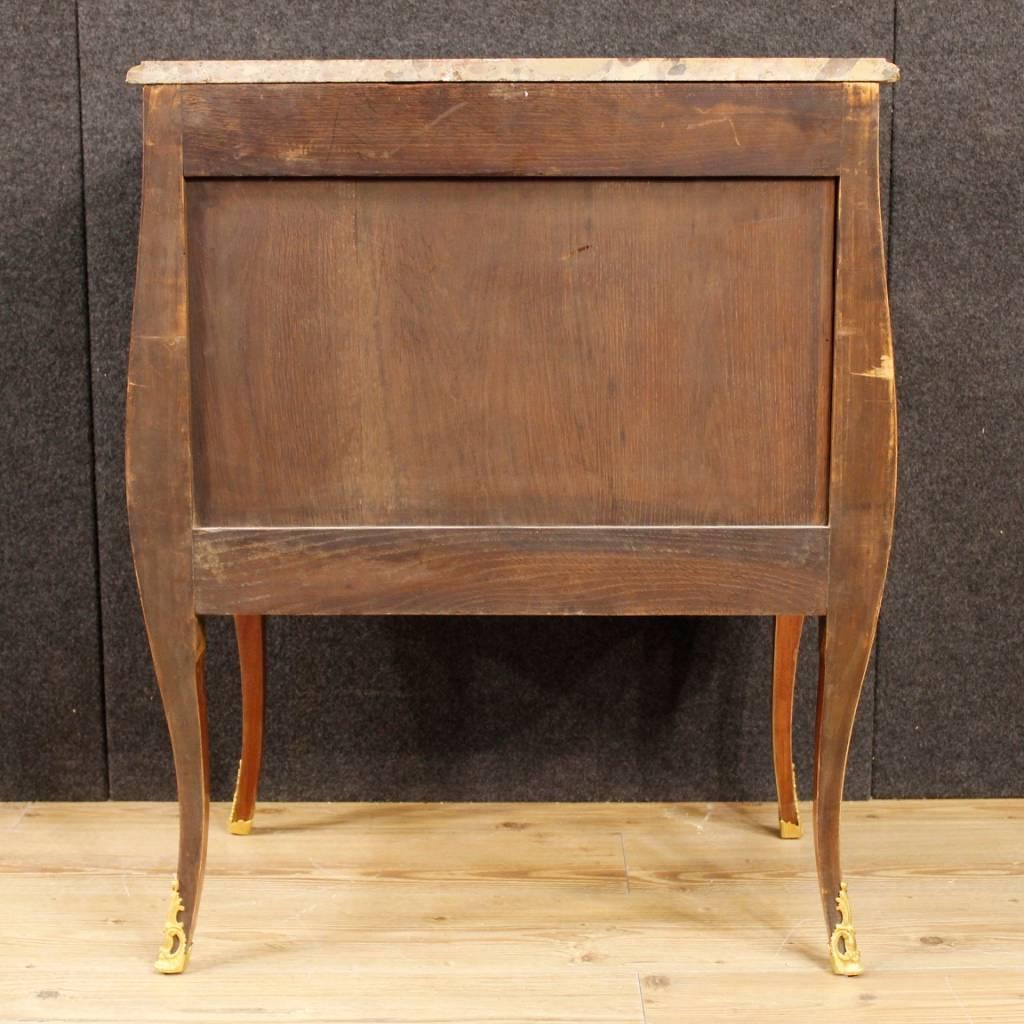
[180,83,846,178]
[192,526,829,616]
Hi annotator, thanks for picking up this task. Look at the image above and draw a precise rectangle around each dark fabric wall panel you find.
[78,1,893,802]
[875,2,1024,796]
[0,0,107,798]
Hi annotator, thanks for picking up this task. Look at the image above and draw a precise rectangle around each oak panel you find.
[181,82,845,177]
[191,526,829,616]
[188,177,835,528]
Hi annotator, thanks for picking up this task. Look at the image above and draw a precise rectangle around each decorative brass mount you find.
[229,758,253,835]
[828,882,863,976]
[154,877,189,974]
[779,762,802,839]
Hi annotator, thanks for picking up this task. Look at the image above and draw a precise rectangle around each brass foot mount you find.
[779,763,802,839]
[779,817,803,839]
[154,877,189,974]
[828,882,863,976]
[228,758,254,835]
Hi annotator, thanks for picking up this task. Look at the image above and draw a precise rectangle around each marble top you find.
[126,57,899,85]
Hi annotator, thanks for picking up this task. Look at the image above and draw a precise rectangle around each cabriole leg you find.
[127,83,212,975]
[813,606,878,977]
[149,614,210,974]
[811,82,897,977]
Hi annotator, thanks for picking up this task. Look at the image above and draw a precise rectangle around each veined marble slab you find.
[126,57,899,85]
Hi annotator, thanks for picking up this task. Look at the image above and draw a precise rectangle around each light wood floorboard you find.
[0,800,1020,1022]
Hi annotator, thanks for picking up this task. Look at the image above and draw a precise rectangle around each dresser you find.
[125,56,899,976]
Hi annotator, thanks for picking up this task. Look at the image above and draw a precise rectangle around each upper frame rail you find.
[179,83,846,177]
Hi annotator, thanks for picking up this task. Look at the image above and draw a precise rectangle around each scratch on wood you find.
[943,974,977,1024]
[561,244,592,260]
[282,144,314,161]
[379,101,469,159]
[854,354,894,381]
[686,117,741,147]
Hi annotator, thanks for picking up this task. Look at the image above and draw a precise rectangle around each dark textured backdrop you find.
[1,1,1020,802]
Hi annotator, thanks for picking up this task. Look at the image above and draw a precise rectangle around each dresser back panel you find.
[187,175,835,527]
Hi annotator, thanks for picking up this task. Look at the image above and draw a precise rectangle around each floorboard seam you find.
[636,971,649,1024]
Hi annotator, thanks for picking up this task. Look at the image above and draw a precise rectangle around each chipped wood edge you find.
[126,57,899,85]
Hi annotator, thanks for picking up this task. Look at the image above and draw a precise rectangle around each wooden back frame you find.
[127,79,896,971]
[130,82,894,617]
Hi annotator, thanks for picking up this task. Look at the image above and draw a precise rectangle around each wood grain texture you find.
[125,85,209,956]
[187,177,835,528]
[812,83,898,947]
[192,526,829,616]
[1,800,1020,1021]
[180,83,846,177]
[228,615,264,834]
[128,56,901,85]
[772,615,805,836]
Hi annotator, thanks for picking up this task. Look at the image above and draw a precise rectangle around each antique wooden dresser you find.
[125,56,899,975]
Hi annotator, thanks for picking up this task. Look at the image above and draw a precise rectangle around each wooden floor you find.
[0,800,1020,1022]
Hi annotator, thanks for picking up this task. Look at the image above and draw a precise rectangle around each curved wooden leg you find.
[772,615,804,839]
[129,325,211,973]
[810,83,896,976]
[229,614,265,835]
[127,84,212,974]
[148,614,210,975]
[813,607,877,977]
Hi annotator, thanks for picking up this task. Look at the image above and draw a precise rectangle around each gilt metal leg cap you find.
[228,758,255,835]
[779,818,803,839]
[154,878,190,974]
[828,882,864,976]
[779,762,802,839]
